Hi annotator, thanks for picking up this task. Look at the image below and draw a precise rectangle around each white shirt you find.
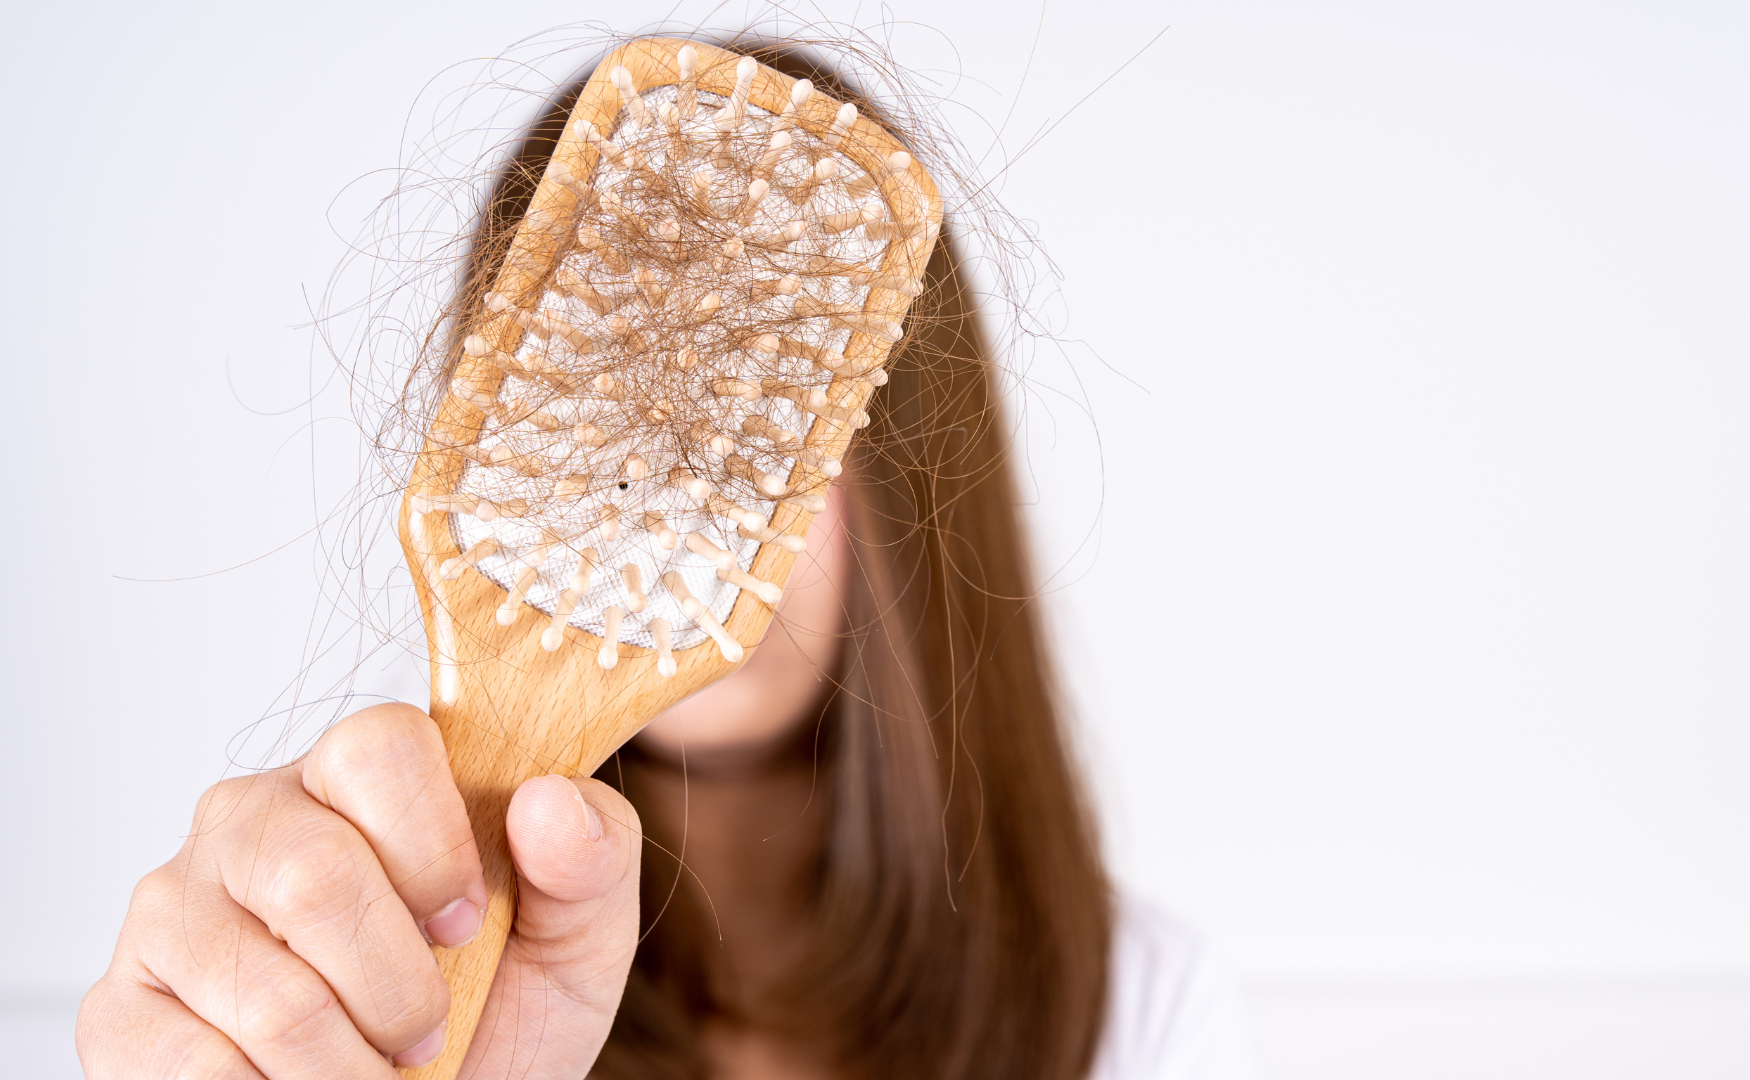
[1088,899,1259,1080]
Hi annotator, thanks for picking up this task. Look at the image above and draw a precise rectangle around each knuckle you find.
[317,705,445,790]
[73,978,120,1062]
[233,963,339,1054]
[189,777,253,836]
[259,827,372,930]
[376,974,451,1052]
[160,1027,258,1080]
[78,978,258,1080]
[128,864,186,918]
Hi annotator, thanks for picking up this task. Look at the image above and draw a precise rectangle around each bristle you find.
[570,547,601,592]
[541,588,581,651]
[763,219,807,248]
[737,522,806,553]
[609,66,650,128]
[414,492,529,520]
[497,397,564,432]
[788,157,837,205]
[480,443,550,478]
[754,129,792,178]
[749,273,800,300]
[862,219,924,243]
[667,467,714,501]
[687,294,722,325]
[741,414,800,446]
[739,178,771,223]
[711,114,736,169]
[592,371,626,400]
[448,374,497,413]
[718,566,783,605]
[599,189,648,229]
[774,334,844,369]
[793,294,903,341]
[642,511,680,549]
[783,493,828,514]
[724,453,788,497]
[683,418,736,456]
[690,165,714,212]
[728,55,758,125]
[845,149,912,200]
[651,617,678,676]
[684,532,737,570]
[499,303,593,352]
[824,102,858,149]
[439,538,501,581]
[554,474,594,502]
[760,377,871,425]
[773,78,813,133]
[676,45,698,118]
[575,223,630,274]
[578,122,627,168]
[796,447,843,477]
[816,200,883,235]
[662,571,744,662]
[709,377,762,401]
[548,161,599,206]
[596,504,623,542]
[634,268,666,308]
[598,606,624,669]
[620,563,647,613]
[555,266,618,314]
[856,270,925,296]
[496,563,542,626]
[705,493,770,534]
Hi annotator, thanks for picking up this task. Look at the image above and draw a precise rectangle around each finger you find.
[125,863,400,1079]
[506,775,620,905]
[78,970,266,1080]
[459,776,643,1079]
[300,703,488,947]
[201,771,449,1058]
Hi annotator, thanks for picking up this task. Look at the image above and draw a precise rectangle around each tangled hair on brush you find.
[306,17,1109,1080]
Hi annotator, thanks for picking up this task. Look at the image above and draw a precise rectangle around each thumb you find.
[508,775,641,910]
[460,775,642,1080]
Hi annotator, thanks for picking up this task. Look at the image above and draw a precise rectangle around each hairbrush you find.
[396,37,941,1077]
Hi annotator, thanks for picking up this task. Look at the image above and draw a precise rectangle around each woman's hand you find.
[75,703,641,1079]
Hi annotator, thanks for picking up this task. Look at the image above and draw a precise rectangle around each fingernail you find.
[392,1021,446,1068]
[422,898,482,948]
[572,783,603,843]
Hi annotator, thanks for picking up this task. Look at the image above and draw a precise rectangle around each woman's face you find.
[633,483,851,770]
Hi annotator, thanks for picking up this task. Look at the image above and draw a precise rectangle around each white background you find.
[2,1,1745,1076]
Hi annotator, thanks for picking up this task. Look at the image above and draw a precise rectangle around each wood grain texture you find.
[395,37,941,1079]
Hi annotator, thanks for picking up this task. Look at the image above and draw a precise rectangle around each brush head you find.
[401,39,941,674]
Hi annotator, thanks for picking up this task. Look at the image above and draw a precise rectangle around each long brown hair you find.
[465,39,1112,1080]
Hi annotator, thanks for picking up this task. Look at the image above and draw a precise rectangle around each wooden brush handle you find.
[397,696,524,1080]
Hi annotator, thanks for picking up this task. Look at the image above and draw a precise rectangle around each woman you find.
[75,40,1252,1080]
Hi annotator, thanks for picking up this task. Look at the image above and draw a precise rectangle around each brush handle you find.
[397,696,524,1080]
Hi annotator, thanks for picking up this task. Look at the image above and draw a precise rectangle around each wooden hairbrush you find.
[396,37,941,1078]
